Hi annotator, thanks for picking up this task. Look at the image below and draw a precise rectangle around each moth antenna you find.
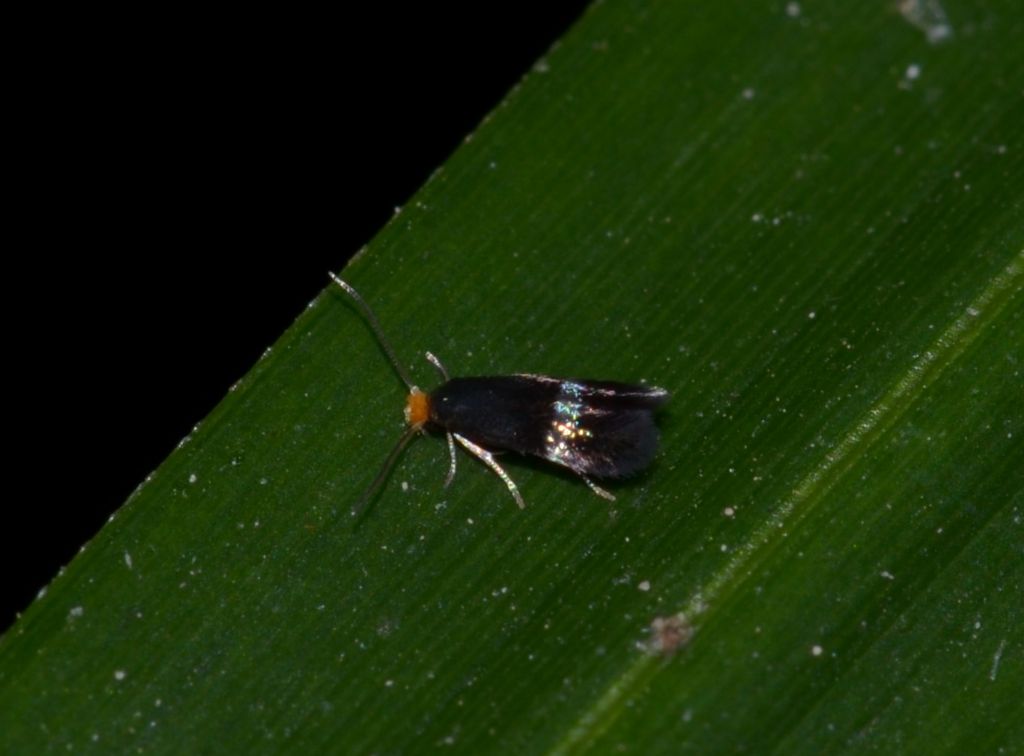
[425,351,450,381]
[351,425,420,523]
[329,273,415,391]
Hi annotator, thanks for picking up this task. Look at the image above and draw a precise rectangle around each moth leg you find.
[424,351,450,381]
[452,432,525,509]
[578,473,616,501]
[444,431,458,488]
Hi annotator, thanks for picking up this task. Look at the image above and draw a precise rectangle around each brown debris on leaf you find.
[643,612,694,656]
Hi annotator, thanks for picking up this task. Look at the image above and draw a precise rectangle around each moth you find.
[330,274,668,517]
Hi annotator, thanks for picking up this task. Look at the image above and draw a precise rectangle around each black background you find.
[6,5,590,631]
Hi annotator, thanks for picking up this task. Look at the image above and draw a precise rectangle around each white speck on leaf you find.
[990,639,1007,681]
[898,0,953,44]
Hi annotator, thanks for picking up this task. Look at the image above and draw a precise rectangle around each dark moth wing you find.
[428,375,668,478]
[541,378,668,478]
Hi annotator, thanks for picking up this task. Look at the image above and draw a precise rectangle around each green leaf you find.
[3,1,1022,753]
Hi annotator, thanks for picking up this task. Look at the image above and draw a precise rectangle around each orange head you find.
[404,387,430,429]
